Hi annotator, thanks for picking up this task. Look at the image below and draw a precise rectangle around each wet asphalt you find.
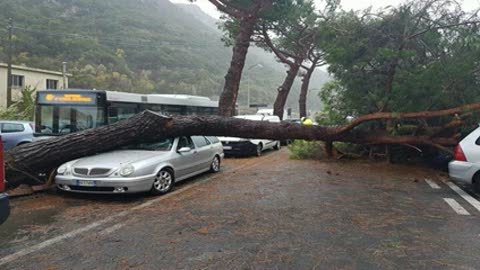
[1,149,480,269]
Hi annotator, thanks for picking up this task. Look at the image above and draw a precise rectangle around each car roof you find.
[235,115,265,121]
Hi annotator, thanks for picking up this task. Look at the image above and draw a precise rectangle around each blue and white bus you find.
[34,89,219,136]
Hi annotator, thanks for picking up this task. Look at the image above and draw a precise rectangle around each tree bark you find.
[336,101,480,135]
[5,107,465,188]
[218,17,257,116]
[299,65,316,118]
[273,62,301,119]
[325,141,334,158]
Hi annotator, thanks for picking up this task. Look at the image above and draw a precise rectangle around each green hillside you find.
[0,0,329,112]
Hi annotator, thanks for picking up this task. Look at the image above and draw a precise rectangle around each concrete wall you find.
[0,65,69,108]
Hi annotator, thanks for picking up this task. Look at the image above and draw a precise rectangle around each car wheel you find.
[210,155,221,173]
[473,173,480,193]
[274,141,281,150]
[255,143,263,157]
[56,186,67,195]
[151,169,174,195]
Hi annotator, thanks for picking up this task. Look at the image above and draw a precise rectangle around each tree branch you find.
[336,101,480,134]
[262,24,295,65]
[407,20,480,40]
[207,0,244,19]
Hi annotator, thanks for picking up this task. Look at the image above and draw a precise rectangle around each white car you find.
[449,126,480,191]
[219,115,281,156]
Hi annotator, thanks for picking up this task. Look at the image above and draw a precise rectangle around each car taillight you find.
[0,135,4,192]
[453,144,467,162]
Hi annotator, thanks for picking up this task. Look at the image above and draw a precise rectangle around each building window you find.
[11,75,24,88]
[46,79,59,89]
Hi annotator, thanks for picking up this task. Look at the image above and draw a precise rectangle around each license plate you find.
[76,180,96,187]
[223,146,232,150]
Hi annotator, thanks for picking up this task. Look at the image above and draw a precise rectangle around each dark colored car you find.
[281,118,302,145]
[0,135,10,225]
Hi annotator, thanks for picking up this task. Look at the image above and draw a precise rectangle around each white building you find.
[0,63,71,108]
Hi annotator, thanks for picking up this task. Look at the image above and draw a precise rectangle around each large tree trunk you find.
[299,66,315,118]
[6,104,469,188]
[273,62,301,119]
[218,18,257,117]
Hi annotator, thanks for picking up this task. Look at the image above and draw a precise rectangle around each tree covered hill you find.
[0,0,328,112]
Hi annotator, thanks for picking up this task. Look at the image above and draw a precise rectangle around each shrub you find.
[288,140,325,160]
[0,86,35,121]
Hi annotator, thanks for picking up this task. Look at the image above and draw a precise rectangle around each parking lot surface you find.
[2,149,480,269]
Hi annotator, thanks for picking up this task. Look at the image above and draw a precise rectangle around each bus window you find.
[118,107,137,120]
[146,104,163,114]
[197,107,217,115]
[108,107,119,123]
[39,106,54,134]
[58,107,72,134]
[108,104,138,123]
[186,107,198,115]
[163,105,186,115]
[57,107,105,134]
[76,107,102,130]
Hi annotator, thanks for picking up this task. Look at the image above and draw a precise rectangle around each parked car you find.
[280,118,302,145]
[55,136,224,195]
[0,121,34,151]
[449,126,480,191]
[0,135,10,225]
[219,115,281,156]
[283,118,301,124]
[256,108,289,118]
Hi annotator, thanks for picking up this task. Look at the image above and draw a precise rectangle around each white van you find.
[219,115,281,156]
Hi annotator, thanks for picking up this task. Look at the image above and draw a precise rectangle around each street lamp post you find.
[247,63,263,107]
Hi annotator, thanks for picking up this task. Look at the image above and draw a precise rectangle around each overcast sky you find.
[171,0,479,19]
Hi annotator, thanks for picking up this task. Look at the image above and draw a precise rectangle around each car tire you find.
[473,173,480,193]
[274,141,281,150]
[210,155,221,173]
[255,143,263,157]
[56,185,68,195]
[151,169,175,195]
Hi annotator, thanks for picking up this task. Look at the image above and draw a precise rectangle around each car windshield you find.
[122,138,174,151]
[37,105,106,135]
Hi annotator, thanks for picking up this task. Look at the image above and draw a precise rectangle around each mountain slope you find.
[0,0,328,112]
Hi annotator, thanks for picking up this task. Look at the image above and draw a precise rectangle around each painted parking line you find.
[443,198,471,215]
[447,181,480,213]
[0,153,279,267]
[97,223,126,237]
[425,179,441,189]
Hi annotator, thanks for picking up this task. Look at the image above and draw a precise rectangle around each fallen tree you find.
[6,102,477,187]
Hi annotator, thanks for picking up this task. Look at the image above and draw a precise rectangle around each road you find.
[1,149,480,269]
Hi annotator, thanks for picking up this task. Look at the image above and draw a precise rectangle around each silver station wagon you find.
[55,136,224,195]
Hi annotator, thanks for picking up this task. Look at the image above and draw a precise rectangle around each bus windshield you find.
[37,105,106,135]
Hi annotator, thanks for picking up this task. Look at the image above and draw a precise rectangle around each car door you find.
[175,136,198,178]
[191,136,212,171]
[265,117,281,148]
[0,123,25,151]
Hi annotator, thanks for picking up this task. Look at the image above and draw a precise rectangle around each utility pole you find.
[6,18,13,107]
[62,62,67,89]
[246,63,263,108]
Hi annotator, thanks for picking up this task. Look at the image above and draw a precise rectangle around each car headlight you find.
[119,165,135,177]
[57,164,69,175]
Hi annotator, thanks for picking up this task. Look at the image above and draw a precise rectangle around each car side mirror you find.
[178,147,191,153]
